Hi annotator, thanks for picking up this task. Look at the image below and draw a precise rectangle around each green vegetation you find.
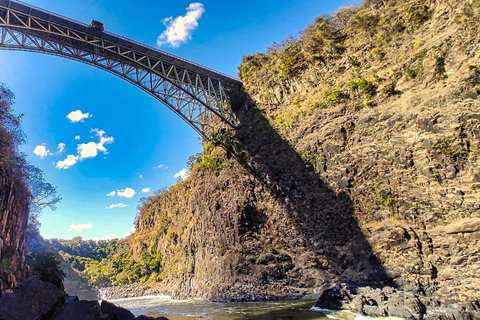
[405,5,430,24]
[434,138,469,161]
[382,83,399,96]
[29,252,66,289]
[348,78,377,97]
[322,89,349,105]
[218,245,228,257]
[468,64,480,73]
[197,150,223,174]
[301,150,316,168]
[374,187,396,207]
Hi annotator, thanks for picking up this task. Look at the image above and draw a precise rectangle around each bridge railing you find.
[8,0,240,84]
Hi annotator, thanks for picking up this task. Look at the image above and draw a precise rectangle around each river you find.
[110,295,385,320]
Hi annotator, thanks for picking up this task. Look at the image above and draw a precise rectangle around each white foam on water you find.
[109,294,173,303]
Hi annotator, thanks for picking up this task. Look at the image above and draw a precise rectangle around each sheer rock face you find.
[110,0,480,313]
[0,168,30,292]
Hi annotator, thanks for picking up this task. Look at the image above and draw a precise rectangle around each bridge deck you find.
[0,0,241,86]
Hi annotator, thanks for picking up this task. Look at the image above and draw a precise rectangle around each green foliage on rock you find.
[434,138,469,162]
[322,89,350,105]
[29,252,66,289]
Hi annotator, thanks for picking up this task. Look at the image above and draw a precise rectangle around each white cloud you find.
[56,155,79,169]
[105,233,117,240]
[139,174,143,179]
[174,168,189,181]
[155,164,164,169]
[56,129,114,169]
[142,188,151,193]
[75,135,81,140]
[117,188,135,198]
[105,203,129,209]
[78,141,98,159]
[92,129,114,153]
[104,229,110,233]
[106,191,116,197]
[33,144,51,158]
[57,143,66,154]
[68,223,93,232]
[67,110,91,122]
[157,3,205,48]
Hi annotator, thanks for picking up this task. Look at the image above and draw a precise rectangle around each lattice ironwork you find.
[0,0,242,138]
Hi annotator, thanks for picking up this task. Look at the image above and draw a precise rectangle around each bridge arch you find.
[0,0,241,139]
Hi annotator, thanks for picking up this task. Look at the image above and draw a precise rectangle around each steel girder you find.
[0,0,241,138]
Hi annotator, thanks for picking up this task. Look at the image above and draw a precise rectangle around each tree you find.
[28,165,62,218]
[30,252,66,290]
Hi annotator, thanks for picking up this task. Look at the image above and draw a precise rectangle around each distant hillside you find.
[64,0,479,315]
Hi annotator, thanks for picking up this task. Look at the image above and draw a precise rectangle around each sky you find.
[0,0,360,241]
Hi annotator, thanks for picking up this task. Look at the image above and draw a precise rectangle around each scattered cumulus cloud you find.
[68,223,93,232]
[92,232,117,241]
[56,155,78,169]
[105,203,129,209]
[75,135,81,140]
[56,129,113,169]
[104,229,110,233]
[78,141,98,159]
[142,188,151,193]
[105,233,117,240]
[106,191,116,197]
[57,143,66,154]
[117,188,135,198]
[174,168,189,181]
[157,3,205,48]
[33,144,51,158]
[139,174,143,179]
[155,164,164,169]
[67,110,91,123]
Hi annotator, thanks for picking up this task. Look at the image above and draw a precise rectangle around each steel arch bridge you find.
[0,0,242,138]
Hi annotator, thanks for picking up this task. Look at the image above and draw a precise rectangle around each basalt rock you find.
[0,277,65,320]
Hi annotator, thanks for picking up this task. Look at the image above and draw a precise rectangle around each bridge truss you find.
[0,0,242,138]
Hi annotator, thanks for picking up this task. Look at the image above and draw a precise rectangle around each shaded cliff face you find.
[107,0,479,306]
[0,86,30,292]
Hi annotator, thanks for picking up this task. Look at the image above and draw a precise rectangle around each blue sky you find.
[0,0,359,240]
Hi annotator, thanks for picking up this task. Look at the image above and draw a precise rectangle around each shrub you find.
[405,5,430,24]
[218,245,228,257]
[198,150,223,174]
[30,252,66,289]
[322,89,349,105]
[474,84,480,94]
[348,78,377,97]
[468,64,480,73]
[382,83,399,96]
[434,138,469,161]
[363,97,375,106]
[374,187,396,207]
[301,151,316,167]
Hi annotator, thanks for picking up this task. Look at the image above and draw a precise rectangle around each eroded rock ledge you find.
[0,277,169,320]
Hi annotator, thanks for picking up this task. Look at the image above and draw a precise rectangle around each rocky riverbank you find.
[0,277,169,320]
[99,282,308,302]
[315,283,480,320]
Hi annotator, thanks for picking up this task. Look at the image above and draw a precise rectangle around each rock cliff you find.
[0,85,30,292]
[78,0,479,316]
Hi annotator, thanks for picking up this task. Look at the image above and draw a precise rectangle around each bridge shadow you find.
[222,89,392,296]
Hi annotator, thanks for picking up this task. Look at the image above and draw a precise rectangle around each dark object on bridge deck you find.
[87,20,104,36]
[89,20,104,31]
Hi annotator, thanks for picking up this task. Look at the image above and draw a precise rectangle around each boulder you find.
[100,300,135,320]
[49,300,100,320]
[314,283,353,310]
[0,277,65,320]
